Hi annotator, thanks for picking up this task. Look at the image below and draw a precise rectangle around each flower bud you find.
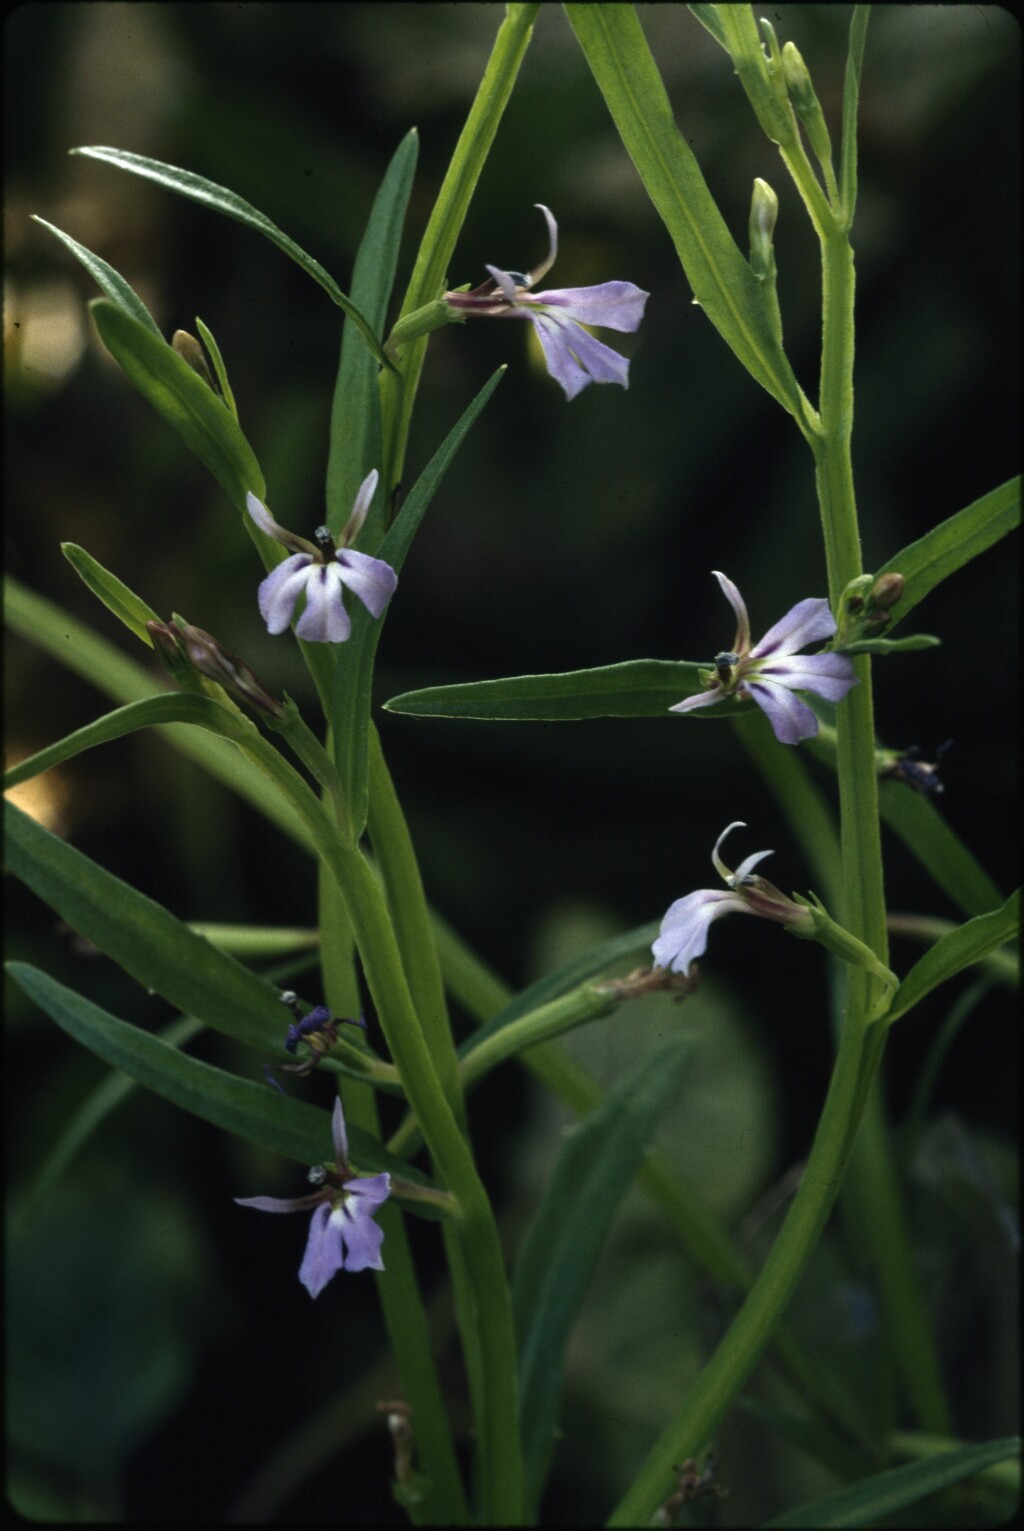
[867,572,905,613]
[171,329,216,391]
[781,41,833,165]
[749,178,779,279]
[174,621,285,717]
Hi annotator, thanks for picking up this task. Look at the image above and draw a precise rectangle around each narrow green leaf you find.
[3,694,226,790]
[877,781,1004,919]
[327,130,418,541]
[60,543,161,647]
[564,4,810,424]
[31,215,163,338]
[875,476,1020,632]
[764,1434,1021,1527]
[72,145,388,367]
[885,890,1020,1026]
[331,368,505,838]
[512,1034,693,1514]
[836,633,940,656]
[4,575,313,851]
[90,299,265,508]
[687,4,729,51]
[5,962,431,1194]
[194,316,238,420]
[5,798,296,1054]
[385,658,755,721]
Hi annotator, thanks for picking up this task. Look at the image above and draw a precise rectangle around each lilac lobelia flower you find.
[652,822,811,976]
[235,1097,391,1296]
[445,205,648,401]
[670,571,858,744]
[246,469,397,643]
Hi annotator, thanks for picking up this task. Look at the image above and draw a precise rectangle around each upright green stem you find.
[380,2,539,498]
[321,836,522,1523]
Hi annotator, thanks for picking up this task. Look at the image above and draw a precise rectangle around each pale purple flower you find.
[652,822,810,976]
[235,1096,391,1296]
[670,571,858,744]
[246,469,397,643]
[445,205,648,401]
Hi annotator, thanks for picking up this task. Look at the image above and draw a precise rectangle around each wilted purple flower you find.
[652,821,811,976]
[670,571,858,744]
[445,205,648,401]
[235,1097,391,1295]
[246,469,397,643]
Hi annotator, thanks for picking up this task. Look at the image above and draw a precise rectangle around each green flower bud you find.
[171,329,216,391]
[781,40,833,167]
[749,178,779,278]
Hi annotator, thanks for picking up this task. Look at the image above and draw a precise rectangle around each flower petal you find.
[756,652,858,702]
[745,678,821,743]
[484,264,522,305]
[299,1202,345,1297]
[234,1193,322,1214]
[711,821,747,879]
[711,572,752,656]
[651,888,748,975]
[331,1096,348,1165]
[339,1180,390,1272]
[342,468,379,544]
[529,280,649,332]
[531,312,630,399]
[730,847,775,883]
[334,548,398,619]
[668,687,723,715]
[524,203,559,287]
[294,565,352,643]
[246,491,289,541]
[751,596,836,659]
[258,555,314,634]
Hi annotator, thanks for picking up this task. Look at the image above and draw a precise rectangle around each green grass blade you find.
[764,1434,1021,1527]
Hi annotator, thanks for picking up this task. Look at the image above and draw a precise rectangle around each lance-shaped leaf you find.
[32,216,163,338]
[6,963,443,1212]
[90,300,265,508]
[61,543,162,648]
[764,1434,1021,1528]
[873,476,1020,633]
[564,4,811,427]
[5,798,302,1055]
[330,368,504,839]
[327,130,418,544]
[885,889,1020,1027]
[512,1032,693,1516]
[385,659,756,721]
[71,145,388,368]
[4,576,313,851]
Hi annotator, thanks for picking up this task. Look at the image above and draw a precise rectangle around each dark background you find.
[6,5,1019,1522]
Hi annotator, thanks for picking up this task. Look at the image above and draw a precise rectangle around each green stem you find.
[321,837,522,1522]
[608,990,877,1525]
[379,2,539,499]
[318,811,468,1525]
[367,724,465,1127]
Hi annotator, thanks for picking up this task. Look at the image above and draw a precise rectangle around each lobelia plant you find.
[6,4,1020,1526]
